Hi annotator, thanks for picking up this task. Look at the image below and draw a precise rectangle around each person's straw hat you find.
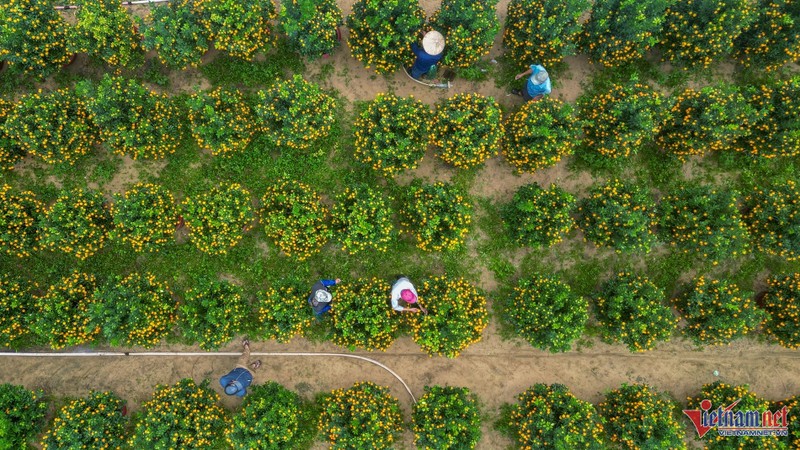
[422,31,445,56]
[315,289,332,303]
[400,289,417,303]
[532,69,549,85]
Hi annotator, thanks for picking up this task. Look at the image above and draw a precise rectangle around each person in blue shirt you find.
[220,339,261,398]
[308,278,341,317]
[409,30,446,79]
[512,64,552,101]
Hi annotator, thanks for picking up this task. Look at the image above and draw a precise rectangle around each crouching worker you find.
[308,278,341,318]
[220,339,261,398]
[409,30,445,79]
[391,276,427,314]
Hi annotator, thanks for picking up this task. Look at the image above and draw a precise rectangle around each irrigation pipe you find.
[402,65,451,89]
[0,351,416,403]
[55,0,169,9]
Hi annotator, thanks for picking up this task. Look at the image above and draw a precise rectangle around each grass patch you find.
[200,41,305,89]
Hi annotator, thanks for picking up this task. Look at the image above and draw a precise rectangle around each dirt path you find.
[4,329,800,448]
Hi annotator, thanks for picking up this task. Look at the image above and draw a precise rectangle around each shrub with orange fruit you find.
[0,0,71,78]
[401,182,473,252]
[743,180,800,261]
[346,0,425,73]
[199,0,276,60]
[0,275,34,349]
[735,0,800,71]
[762,273,800,349]
[32,272,100,350]
[38,188,113,260]
[504,97,577,173]
[0,184,43,258]
[431,93,503,169]
[41,391,127,449]
[410,277,488,358]
[255,282,314,343]
[330,185,395,254]
[429,0,499,68]
[130,378,227,449]
[598,384,685,450]
[319,381,403,450]
[0,99,25,170]
[138,0,211,69]
[111,183,177,253]
[89,272,176,348]
[182,183,254,255]
[72,0,144,68]
[280,0,343,59]
[179,279,246,350]
[330,278,398,351]
[676,276,766,346]
[502,183,575,248]
[353,93,430,176]
[413,386,481,449]
[187,87,256,157]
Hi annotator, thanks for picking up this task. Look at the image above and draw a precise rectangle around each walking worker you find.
[391,276,427,314]
[308,278,341,317]
[409,30,446,79]
[219,339,261,398]
[512,64,552,101]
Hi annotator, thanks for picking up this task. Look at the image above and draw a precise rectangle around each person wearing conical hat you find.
[409,30,445,79]
[308,278,341,317]
[512,64,552,101]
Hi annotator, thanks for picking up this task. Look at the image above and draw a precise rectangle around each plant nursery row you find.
[1,0,798,80]
[2,378,799,449]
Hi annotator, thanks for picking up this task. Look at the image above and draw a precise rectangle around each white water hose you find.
[402,65,451,89]
[0,351,417,403]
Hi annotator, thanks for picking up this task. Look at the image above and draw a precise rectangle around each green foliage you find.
[676,276,766,346]
[578,179,658,253]
[200,0,277,60]
[80,75,182,160]
[582,0,673,66]
[32,271,100,350]
[73,0,144,68]
[578,81,664,161]
[401,182,473,252]
[260,178,331,260]
[330,278,398,350]
[430,93,503,169]
[0,275,33,348]
[739,77,800,158]
[735,0,800,71]
[182,183,255,255]
[319,381,403,450]
[346,0,425,73]
[130,378,227,449]
[411,277,488,357]
[111,182,177,253]
[656,85,758,159]
[661,0,756,69]
[0,384,48,449]
[225,381,315,450]
[0,99,25,170]
[497,384,605,450]
[0,184,42,258]
[429,0,500,68]
[255,282,314,343]
[186,87,256,156]
[687,382,783,450]
[254,75,336,151]
[89,272,176,348]
[413,386,481,450]
[504,97,578,173]
[199,48,305,88]
[777,394,800,449]
[762,273,800,349]
[179,279,247,350]
[503,0,591,69]
[502,183,576,248]
[41,391,127,450]
[280,0,343,59]
[353,93,430,176]
[659,185,750,264]
[743,180,800,260]
[139,0,210,69]
[38,188,113,260]
[504,274,588,352]
[593,273,676,351]
[3,88,96,165]
[0,0,71,78]
[598,384,686,450]
[330,185,395,254]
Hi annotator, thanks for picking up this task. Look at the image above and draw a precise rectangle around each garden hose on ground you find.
[55,0,169,9]
[402,66,451,89]
[0,351,417,403]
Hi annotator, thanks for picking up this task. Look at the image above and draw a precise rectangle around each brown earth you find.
[3,2,799,449]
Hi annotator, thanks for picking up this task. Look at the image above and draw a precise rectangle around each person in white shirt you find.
[390,276,427,314]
